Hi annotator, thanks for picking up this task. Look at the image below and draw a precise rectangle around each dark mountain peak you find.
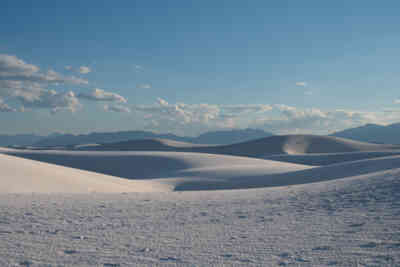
[331,122,400,144]
[0,133,43,147]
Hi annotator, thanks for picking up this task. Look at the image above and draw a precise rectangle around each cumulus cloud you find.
[104,104,131,113]
[0,54,92,113]
[0,55,88,85]
[78,88,127,103]
[250,104,382,134]
[132,98,275,135]
[394,99,400,104]
[0,54,133,114]
[157,97,168,106]
[222,104,272,115]
[296,81,307,87]
[64,65,91,74]
[0,98,16,112]
[17,90,81,113]
[78,66,91,74]
[131,99,392,136]
[0,54,39,75]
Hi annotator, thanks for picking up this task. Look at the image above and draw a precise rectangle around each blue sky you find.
[1,0,400,136]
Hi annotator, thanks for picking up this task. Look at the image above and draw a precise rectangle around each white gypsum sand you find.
[0,135,400,265]
[0,167,399,266]
[0,153,169,193]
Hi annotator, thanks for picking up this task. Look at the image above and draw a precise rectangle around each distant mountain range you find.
[3,122,400,147]
[2,128,273,147]
[331,123,400,144]
[0,134,44,147]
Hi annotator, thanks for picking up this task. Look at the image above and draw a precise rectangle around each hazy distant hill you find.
[32,128,273,147]
[331,123,400,144]
[0,134,43,147]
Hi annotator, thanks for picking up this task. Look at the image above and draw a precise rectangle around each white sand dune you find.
[75,138,212,150]
[215,134,400,157]
[171,154,400,190]
[2,147,400,192]
[0,148,312,181]
[264,150,400,166]
[1,142,400,265]
[1,167,400,266]
[75,135,400,158]
[0,153,169,193]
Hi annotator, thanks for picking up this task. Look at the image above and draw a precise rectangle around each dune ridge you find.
[74,134,400,157]
[0,149,313,180]
[2,144,400,192]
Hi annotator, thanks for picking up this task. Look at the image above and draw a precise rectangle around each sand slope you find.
[2,138,400,265]
[0,149,312,180]
[172,155,400,190]
[213,135,400,156]
[2,166,400,266]
[0,153,168,193]
[264,150,400,166]
[2,147,400,192]
[75,138,211,150]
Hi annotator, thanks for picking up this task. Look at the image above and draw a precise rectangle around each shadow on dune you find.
[173,155,400,191]
[3,136,400,192]
[264,151,400,166]
[3,152,190,179]
[80,135,400,158]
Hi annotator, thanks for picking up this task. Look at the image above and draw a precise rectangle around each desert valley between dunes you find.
[1,134,400,266]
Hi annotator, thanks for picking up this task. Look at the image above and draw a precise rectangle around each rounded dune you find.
[215,135,400,157]
[171,155,400,191]
[2,146,400,192]
[0,153,169,193]
[76,138,210,151]
[73,135,400,158]
[264,150,400,166]
[0,149,312,180]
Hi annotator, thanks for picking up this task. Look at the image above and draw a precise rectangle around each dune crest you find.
[1,145,400,192]
[72,135,400,158]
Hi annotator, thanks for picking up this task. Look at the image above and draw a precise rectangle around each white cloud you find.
[65,66,72,70]
[104,104,131,113]
[78,66,91,74]
[304,90,313,95]
[157,97,169,106]
[0,55,88,85]
[0,55,39,75]
[131,99,394,136]
[0,54,91,113]
[137,84,151,89]
[222,104,272,115]
[250,104,383,134]
[134,65,143,71]
[17,90,81,113]
[394,99,400,104]
[133,99,274,135]
[296,81,307,87]
[0,98,16,112]
[78,88,127,103]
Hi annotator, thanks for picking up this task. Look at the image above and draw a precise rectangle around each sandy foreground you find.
[1,136,400,266]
